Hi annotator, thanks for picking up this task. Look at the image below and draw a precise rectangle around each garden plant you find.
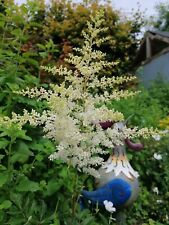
[0,1,169,225]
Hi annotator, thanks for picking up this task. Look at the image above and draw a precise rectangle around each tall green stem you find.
[8,137,15,172]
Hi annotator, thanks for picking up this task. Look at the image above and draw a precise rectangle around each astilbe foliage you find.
[1,10,160,177]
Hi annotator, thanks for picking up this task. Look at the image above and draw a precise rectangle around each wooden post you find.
[116,211,127,225]
[146,36,151,59]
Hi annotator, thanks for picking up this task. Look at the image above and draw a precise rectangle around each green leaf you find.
[0,127,32,141]
[11,141,34,163]
[0,200,12,210]
[82,217,96,225]
[37,43,46,50]
[23,52,38,58]
[98,213,108,224]
[10,192,23,209]
[11,28,23,38]
[16,177,40,192]
[7,217,25,225]
[0,210,5,222]
[7,83,19,91]
[0,172,8,187]
[35,154,43,162]
[45,179,62,196]
[0,21,5,28]
[15,130,32,141]
[39,52,48,58]
[24,58,39,67]
[0,165,7,171]
[0,155,4,161]
[0,138,9,149]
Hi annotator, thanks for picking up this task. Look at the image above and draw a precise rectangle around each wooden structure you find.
[134,30,169,86]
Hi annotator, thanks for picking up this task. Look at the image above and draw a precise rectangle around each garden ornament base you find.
[81,121,143,212]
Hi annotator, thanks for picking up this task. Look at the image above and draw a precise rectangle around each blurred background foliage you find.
[0,0,169,224]
[152,1,169,31]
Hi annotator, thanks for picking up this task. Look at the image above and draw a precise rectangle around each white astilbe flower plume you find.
[0,10,162,177]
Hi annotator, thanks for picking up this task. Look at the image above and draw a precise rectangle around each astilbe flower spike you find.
[0,10,162,177]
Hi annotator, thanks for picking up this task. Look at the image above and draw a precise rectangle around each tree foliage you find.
[1,0,144,79]
[152,1,169,31]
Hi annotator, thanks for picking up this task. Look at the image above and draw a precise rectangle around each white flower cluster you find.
[153,153,162,160]
[103,200,116,213]
[0,10,161,177]
[152,187,159,194]
[16,87,53,101]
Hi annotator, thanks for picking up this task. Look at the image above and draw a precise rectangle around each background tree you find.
[42,0,144,77]
[0,0,145,116]
[2,0,144,79]
[151,1,169,31]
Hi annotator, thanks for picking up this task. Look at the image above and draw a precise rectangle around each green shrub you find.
[108,87,164,128]
[108,83,169,224]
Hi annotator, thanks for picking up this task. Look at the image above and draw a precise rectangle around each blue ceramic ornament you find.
[81,121,143,209]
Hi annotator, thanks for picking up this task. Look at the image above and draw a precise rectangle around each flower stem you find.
[8,137,15,172]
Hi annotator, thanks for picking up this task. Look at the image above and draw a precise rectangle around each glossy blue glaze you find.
[82,178,132,208]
